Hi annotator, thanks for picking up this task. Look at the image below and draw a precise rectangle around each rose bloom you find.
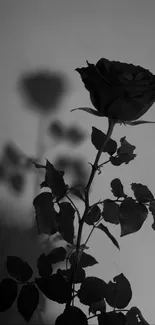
[73,58,155,124]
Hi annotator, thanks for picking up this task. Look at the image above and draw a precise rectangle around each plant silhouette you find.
[1,57,155,324]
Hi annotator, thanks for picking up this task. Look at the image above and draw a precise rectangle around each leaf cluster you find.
[0,126,152,325]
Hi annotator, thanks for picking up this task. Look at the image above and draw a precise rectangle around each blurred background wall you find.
[0,0,155,324]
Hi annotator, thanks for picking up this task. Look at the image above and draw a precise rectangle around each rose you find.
[72,58,155,124]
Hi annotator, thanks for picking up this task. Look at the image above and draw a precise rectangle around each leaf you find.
[91,127,117,155]
[102,199,120,225]
[126,307,149,325]
[55,306,88,325]
[71,107,102,116]
[149,200,155,230]
[98,311,126,325]
[89,298,106,315]
[7,256,33,282]
[110,153,136,166]
[17,284,39,322]
[105,273,132,309]
[97,223,120,250]
[46,247,66,264]
[35,274,71,303]
[33,192,58,235]
[126,307,141,325]
[84,205,101,225]
[56,202,75,244]
[74,268,86,284]
[131,183,154,203]
[45,159,67,200]
[117,137,136,156]
[57,267,86,284]
[69,252,98,268]
[125,119,155,126]
[37,254,53,278]
[0,278,17,311]
[119,198,148,236]
[111,178,126,198]
[110,137,136,166]
[77,276,107,306]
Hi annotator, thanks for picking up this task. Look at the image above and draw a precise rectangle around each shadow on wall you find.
[0,69,89,324]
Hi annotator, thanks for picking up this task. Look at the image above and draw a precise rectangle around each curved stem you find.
[65,194,81,222]
[65,119,115,309]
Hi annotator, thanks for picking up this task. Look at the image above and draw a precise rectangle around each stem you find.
[84,119,115,205]
[66,194,81,222]
[65,118,115,309]
[87,314,99,320]
[84,218,103,247]
[98,158,110,169]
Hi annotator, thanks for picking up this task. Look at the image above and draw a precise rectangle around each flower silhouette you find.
[74,58,155,123]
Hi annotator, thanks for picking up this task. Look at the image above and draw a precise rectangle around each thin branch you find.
[65,194,81,222]
[98,158,110,169]
[87,313,99,320]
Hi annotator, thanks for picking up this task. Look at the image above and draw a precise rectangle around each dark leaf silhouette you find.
[105,273,132,309]
[149,200,155,230]
[97,223,120,250]
[74,268,86,284]
[102,199,120,224]
[91,127,117,155]
[69,252,98,268]
[119,198,148,236]
[55,306,88,325]
[89,298,106,314]
[126,307,141,325]
[7,256,33,282]
[131,182,154,203]
[98,311,126,325]
[84,205,101,225]
[71,106,103,116]
[33,192,58,235]
[35,274,71,303]
[117,137,136,156]
[46,247,66,264]
[78,276,107,306]
[110,137,136,166]
[126,306,149,325]
[111,178,126,198]
[110,153,136,166]
[17,284,39,322]
[19,71,67,113]
[57,267,86,284]
[56,202,75,244]
[0,278,17,311]
[37,254,53,278]
[45,160,67,200]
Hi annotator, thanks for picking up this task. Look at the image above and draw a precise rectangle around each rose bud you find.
[72,58,155,125]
